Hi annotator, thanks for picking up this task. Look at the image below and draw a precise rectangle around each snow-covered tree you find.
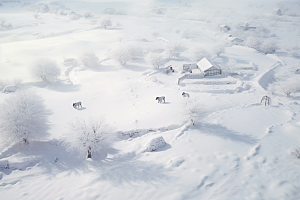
[260,39,278,54]
[110,44,140,65]
[30,58,61,83]
[165,41,184,59]
[0,90,50,145]
[100,18,112,29]
[213,44,225,57]
[79,51,99,68]
[63,117,116,158]
[192,47,210,62]
[180,97,206,126]
[278,78,299,96]
[286,45,299,58]
[145,52,164,69]
[244,36,261,51]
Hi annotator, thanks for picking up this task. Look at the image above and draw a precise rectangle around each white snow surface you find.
[1,0,300,200]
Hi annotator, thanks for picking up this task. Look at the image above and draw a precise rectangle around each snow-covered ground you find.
[1,0,300,199]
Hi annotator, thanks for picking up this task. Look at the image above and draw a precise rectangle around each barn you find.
[197,58,222,76]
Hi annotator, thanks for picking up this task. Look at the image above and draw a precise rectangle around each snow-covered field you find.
[1,0,300,199]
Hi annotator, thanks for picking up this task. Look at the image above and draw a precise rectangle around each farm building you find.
[197,58,222,76]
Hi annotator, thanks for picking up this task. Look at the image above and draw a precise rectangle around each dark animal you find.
[73,102,82,109]
[260,96,271,106]
[182,92,190,98]
[156,96,165,103]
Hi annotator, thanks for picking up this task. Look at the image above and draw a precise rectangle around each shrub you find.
[111,44,140,65]
[63,117,116,158]
[180,97,206,126]
[79,51,99,68]
[145,52,164,69]
[100,18,112,29]
[0,90,50,145]
[192,47,210,62]
[260,39,278,54]
[165,41,184,59]
[30,58,61,83]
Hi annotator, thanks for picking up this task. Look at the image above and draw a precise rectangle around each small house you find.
[220,24,230,32]
[197,58,221,76]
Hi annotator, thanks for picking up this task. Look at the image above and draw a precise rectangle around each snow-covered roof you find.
[197,58,219,72]
[245,22,261,28]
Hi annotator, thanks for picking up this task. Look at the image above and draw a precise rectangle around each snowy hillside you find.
[1,0,300,199]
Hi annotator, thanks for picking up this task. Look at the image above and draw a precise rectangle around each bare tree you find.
[0,90,50,145]
[63,117,116,158]
[30,58,61,83]
[145,52,164,69]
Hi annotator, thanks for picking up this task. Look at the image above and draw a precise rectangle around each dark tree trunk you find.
[87,149,92,158]
[23,138,29,145]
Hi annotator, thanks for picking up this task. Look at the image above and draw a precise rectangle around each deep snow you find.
[1,0,300,199]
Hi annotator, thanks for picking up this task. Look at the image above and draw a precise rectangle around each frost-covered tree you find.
[165,41,184,59]
[278,78,299,96]
[63,117,116,158]
[192,47,210,62]
[181,97,206,126]
[145,52,164,69]
[0,90,50,145]
[79,51,99,68]
[30,58,61,83]
[244,37,261,51]
[260,39,278,54]
[100,18,112,29]
[111,44,140,65]
[213,44,225,57]
[286,45,299,57]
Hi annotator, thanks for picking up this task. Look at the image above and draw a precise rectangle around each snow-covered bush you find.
[243,36,261,50]
[39,4,50,13]
[145,52,164,69]
[222,58,237,75]
[30,58,61,83]
[143,136,166,152]
[260,39,278,54]
[192,47,210,62]
[0,17,12,30]
[33,13,39,19]
[84,12,93,18]
[286,45,299,57]
[69,12,81,20]
[277,78,300,96]
[111,44,140,65]
[165,41,184,59]
[63,117,116,158]
[0,78,22,91]
[0,90,50,145]
[100,18,112,29]
[213,44,225,57]
[79,51,99,68]
[181,97,206,126]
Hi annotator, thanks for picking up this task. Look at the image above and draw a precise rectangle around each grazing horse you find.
[182,92,190,98]
[156,96,165,103]
[73,102,82,109]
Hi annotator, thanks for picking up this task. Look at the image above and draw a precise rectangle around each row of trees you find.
[268,77,300,97]
[0,90,205,158]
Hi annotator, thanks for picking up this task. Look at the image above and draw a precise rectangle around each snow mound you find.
[143,136,166,152]
[244,144,261,160]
